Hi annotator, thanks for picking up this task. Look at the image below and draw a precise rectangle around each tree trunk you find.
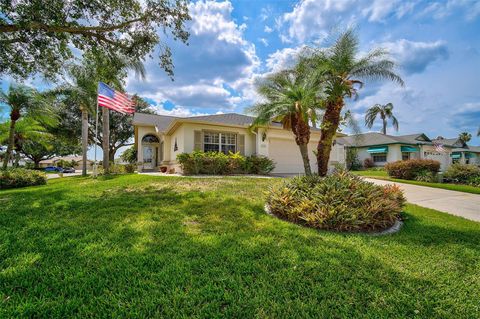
[298,144,312,176]
[109,147,116,163]
[317,100,343,176]
[34,160,40,169]
[102,107,110,172]
[81,108,88,176]
[382,118,387,135]
[293,111,312,176]
[2,118,17,170]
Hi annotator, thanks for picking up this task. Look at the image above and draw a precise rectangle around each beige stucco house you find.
[133,112,346,175]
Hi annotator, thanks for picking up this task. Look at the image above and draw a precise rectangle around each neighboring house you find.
[432,137,480,166]
[39,155,92,170]
[338,132,480,171]
[133,112,346,175]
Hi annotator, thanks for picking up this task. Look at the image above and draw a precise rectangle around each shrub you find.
[96,164,134,176]
[200,152,228,175]
[243,155,275,175]
[385,159,440,180]
[346,148,362,170]
[363,158,375,169]
[0,168,47,189]
[266,171,405,232]
[176,152,275,175]
[444,163,480,185]
[124,164,136,173]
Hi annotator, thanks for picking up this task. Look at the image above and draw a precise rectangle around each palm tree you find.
[301,29,404,176]
[0,116,52,167]
[54,54,145,176]
[248,69,320,175]
[458,131,472,144]
[0,84,55,169]
[365,103,399,134]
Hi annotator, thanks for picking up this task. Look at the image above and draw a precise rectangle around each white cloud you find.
[265,46,306,73]
[420,0,480,21]
[259,38,269,47]
[281,0,356,43]
[126,0,260,112]
[382,39,449,74]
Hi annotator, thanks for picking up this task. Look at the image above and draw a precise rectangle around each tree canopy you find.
[0,0,190,79]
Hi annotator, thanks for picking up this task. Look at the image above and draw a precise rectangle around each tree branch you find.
[0,16,149,34]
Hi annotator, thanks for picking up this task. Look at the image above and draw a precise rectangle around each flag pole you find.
[93,84,99,178]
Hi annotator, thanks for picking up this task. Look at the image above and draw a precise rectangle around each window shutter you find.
[238,134,245,155]
[194,130,202,151]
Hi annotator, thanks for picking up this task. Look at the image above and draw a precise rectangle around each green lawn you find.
[352,170,480,195]
[1,175,480,318]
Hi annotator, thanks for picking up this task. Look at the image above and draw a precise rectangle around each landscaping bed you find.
[1,175,479,317]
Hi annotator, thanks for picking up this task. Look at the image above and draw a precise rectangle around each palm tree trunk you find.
[298,144,312,176]
[293,112,312,176]
[2,119,17,170]
[382,118,387,135]
[102,107,110,172]
[317,100,343,176]
[81,108,88,176]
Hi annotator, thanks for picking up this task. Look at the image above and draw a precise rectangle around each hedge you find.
[0,168,47,189]
[177,151,275,175]
[444,163,480,186]
[385,159,440,180]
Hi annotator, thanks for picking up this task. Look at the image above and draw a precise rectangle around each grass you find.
[351,170,480,195]
[1,174,480,318]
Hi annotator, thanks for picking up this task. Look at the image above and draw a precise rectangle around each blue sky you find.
[127,0,480,145]
[2,0,480,152]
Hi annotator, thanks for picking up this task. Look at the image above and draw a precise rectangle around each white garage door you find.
[269,138,318,174]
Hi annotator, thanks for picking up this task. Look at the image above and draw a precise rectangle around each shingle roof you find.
[337,132,432,147]
[133,112,315,132]
[133,113,179,132]
[431,137,465,148]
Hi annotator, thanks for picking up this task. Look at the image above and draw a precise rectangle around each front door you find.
[143,146,156,169]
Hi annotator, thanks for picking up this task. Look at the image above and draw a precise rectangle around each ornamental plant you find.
[266,171,405,232]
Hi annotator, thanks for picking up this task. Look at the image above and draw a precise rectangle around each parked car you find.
[62,167,75,173]
[44,166,62,172]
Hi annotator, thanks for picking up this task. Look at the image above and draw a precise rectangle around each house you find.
[338,132,480,171]
[432,137,480,166]
[133,112,346,175]
[39,156,93,170]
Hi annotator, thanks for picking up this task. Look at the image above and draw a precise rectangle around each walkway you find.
[365,178,480,222]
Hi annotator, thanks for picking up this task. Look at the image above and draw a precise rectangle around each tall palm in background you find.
[249,69,320,175]
[0,84,56,169]
[365,103,399,134]
[302,29,404,176]
[458,131,472,144]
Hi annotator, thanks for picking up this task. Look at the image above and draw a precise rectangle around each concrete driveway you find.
[365,178,480,222]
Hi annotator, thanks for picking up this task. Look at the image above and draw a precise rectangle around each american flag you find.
[97,82,135,114]
[433,141,446,153]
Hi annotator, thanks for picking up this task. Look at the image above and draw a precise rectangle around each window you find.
[142,134,159,143]
[372,153,387,163]
[203,132,236,154]
[402,152,410,161]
